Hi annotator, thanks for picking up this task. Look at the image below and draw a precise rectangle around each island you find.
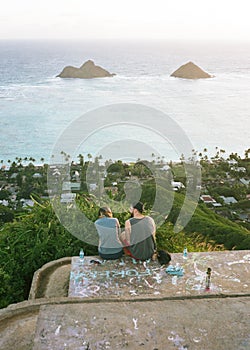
[57,60,116,79]
[170,61,213,79]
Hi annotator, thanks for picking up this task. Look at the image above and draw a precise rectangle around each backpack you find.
[157,249,171,266]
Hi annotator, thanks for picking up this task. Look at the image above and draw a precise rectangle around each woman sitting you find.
[94,207,123,260]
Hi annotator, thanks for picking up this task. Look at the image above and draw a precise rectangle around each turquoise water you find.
[0,39,250,163]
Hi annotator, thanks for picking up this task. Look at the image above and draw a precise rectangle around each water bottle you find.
[79,249,84,264]
[183,247,188,259]
[172,275,177,285]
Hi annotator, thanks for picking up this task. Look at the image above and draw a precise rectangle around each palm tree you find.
[77,154,84,166]
[87,153,92,163]
[216,149,226,162]
[244,148,250,159]
[65,155,71,162]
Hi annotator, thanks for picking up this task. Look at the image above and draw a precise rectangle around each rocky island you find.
[57,60,116,79]
[170,61,213,79]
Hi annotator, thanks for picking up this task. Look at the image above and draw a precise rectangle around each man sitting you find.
[121,202,156,261]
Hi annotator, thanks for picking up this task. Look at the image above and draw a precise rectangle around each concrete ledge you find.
[1,250,249,350]
[1,295,250,350]
[29,257,72,299]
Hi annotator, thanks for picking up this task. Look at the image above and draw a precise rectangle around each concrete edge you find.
[28,257,72,300]
[2,293,250,323]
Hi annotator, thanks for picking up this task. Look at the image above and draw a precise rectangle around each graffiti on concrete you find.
[68,251,250,298]
[69,257,168,297]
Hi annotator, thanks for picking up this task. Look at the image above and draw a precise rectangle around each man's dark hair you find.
[132,201,144,213]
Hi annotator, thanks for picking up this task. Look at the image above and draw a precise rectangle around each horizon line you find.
[1,37,250,44]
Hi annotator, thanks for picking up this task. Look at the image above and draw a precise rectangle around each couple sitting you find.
[94,202,156,261]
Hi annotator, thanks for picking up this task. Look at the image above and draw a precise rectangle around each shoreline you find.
[1,147,250,168]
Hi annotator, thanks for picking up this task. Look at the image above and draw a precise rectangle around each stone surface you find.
[0,251,249,350]
[57,60,115,79]
[29,257,71,299]
[44,264,71,298]
[0,310,39,350]
[170,61,212,79]
[32,298,250,350]
[69,251,250,299]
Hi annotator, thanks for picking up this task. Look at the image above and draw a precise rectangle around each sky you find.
[1,0,250,41]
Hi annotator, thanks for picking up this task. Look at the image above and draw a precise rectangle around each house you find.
[52,169,61,176]
[200,195,216,204]
[231,167,246,173]
[228,159,238,166]
[239,178,250,186]
[32,173,42,179]
[60,193,76,203]
[220,196,238,205]
[62,182,81,192]
[0,199,8,206]
[159,165,171,171]
[89,183,97,191]
[71,183,81,191]
[200,195,222,207]
[62,182,71,191]
[32,173,43,179]
[20,199,35,208]
[171,181,185,191]
[10,173,18,179]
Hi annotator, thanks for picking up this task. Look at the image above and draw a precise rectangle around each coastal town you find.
[1,149,249,229]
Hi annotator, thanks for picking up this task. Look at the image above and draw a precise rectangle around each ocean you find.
[0,39,250,165]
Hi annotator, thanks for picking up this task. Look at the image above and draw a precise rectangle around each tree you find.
[107,161,124,175]
[87,154,92,162]
[0,205,14,225]
[0,190,10,201]
[78,154,84,167]
[245,149,250,159]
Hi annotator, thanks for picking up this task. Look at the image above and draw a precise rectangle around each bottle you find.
[79,249,84,264]
[205,267,212,289]
[183,247,188,259]
[172,275,177,285]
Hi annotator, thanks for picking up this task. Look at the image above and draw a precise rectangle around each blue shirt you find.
[95,216,122,254]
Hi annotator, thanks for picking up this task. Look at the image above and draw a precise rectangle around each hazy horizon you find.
[1,0,250,42]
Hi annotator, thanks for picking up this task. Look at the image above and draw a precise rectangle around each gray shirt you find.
[127,216,155,261]
[95,216,122,254]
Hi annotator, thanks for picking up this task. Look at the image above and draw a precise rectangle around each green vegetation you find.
[0,150,249,309]
[0,198,97,308]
